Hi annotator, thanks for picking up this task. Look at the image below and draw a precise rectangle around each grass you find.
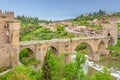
[20,26,76,42]
[0,66,10,73]
[24,58,41,66]
[95,59,120,71]
[0,65,42,80]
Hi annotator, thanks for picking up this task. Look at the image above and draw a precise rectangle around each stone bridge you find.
[19,36,110,63]
[0,11,118,67]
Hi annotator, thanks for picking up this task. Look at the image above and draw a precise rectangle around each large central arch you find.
[73,42,94,55]
[71,42,95,61]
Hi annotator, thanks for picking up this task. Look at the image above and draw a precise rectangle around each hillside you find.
[17,16,75,41]
[17,10,120,42]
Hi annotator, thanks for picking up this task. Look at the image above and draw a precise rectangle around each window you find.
[108,33,110,36]
[4,25,6,28]
[7,23,9,28]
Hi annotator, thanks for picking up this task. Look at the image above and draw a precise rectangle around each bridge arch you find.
[98,41,106,55]
[72,42,94,55]
[19,48,35,65]
[47,46,58,56]
[70,42,97,61]
[99,41,106,49]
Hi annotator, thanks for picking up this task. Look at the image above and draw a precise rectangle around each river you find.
[71,54,120,80]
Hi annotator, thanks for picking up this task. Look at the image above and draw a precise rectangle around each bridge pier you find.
[65,54,71,64]
[88,53,100,61]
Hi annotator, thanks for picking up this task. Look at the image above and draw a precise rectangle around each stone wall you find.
[0,44,11,66]
[102,23,118,45]
[0,11,20,67]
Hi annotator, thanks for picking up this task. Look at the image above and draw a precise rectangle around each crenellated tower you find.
[0,10,14,19]
[0,10,20,67]
[4,11,14,19]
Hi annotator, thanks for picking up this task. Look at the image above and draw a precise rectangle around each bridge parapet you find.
[20,36,108,46]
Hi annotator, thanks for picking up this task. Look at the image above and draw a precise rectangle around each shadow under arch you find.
[19,48,35,65]
[108,37,114,46]
[98,41,106,55]
[47,46,58,56]
[74,42,94,55]
[71,42,94,61]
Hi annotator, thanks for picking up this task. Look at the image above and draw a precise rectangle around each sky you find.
[0,0,120,20]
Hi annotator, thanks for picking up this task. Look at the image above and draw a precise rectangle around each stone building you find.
[102,23,118,45]
[0,11,20,67]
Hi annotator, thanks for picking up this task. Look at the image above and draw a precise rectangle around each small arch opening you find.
[49,46,58,56]
[99,41,105,49]
[98,41,106,58]
[19,48,40,66]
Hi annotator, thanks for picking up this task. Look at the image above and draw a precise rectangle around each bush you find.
[57,25,65,32]
[90,67,113,80]
[0,66,42,80]
[7,71,30,80]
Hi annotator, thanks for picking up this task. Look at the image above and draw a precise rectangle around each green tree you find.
[64,62,76,80]
[41,48,52,80]
[90,67,113,80]
[64,52,86,80]
[107,38,120,57]
[8,71,30,80]
[75,52,86,80]
[57,25,65,32]
[48,53,65,80]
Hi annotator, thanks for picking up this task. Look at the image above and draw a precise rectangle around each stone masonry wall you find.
[0,11,20,67]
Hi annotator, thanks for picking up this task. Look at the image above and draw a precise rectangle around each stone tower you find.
[102,23,118,45]
[0,11,20,67]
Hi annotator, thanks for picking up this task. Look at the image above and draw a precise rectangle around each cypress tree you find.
[41,48,52,80]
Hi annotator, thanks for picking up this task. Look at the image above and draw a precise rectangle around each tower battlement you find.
[0,10,14,19]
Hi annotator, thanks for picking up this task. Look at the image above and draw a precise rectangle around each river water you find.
[71,54,120,80]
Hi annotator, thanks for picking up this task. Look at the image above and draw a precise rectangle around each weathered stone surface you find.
[20,37,110,62]
[0,11,20,67]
